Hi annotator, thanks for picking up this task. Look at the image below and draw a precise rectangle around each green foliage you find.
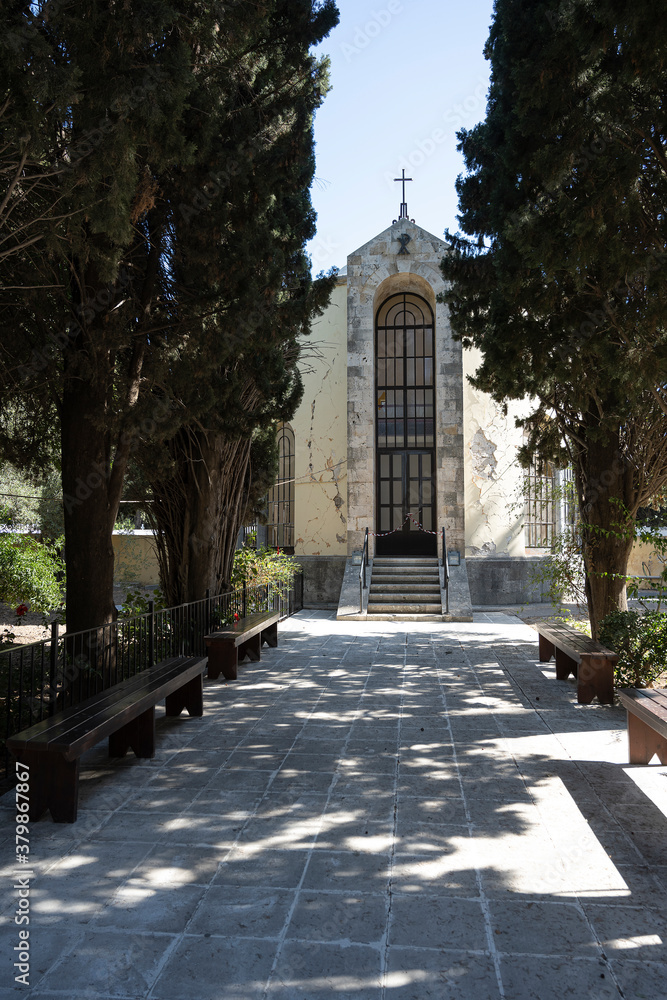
[0,463,63,538]
[0,534,64,612]
[529,530,587,610]
[442,0,667,632]
[231,546,300,592]
[637,506,667,530]
[514,469,587,606]
[0,2,339,623]
[599,610,667,689]
[528,492,667,617]
[625,521,667,611]
[113,513,137,533]
[117,587,166,619]
[208,546,300,628]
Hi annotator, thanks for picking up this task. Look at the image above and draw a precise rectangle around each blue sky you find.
[307,0,496,273]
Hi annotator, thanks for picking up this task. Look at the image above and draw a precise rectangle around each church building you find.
[266,192,555,618]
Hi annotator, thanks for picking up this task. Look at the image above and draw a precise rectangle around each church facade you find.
[268,215,553,609]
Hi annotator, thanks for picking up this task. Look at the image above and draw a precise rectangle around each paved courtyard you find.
[2,610,667,999]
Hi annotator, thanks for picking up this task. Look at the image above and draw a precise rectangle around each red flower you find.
[233,612,240,622]
[15,604,28,617]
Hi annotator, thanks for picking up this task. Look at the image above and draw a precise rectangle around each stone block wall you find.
[466,557,552,605]
[298,555,347,607]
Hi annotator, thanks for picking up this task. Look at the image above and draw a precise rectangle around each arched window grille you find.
[376,292,435,450]
[267,425,295,550]
[375,292,436,543]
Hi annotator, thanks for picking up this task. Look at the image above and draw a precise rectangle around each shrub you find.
[598,610,667,688]
[231,545,300,592]
[0,534,64,613]
[0,463,64,538]
[530,528,587,609]
[117,587,166,618]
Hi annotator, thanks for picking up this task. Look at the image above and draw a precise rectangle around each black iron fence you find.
[0,575,303,782]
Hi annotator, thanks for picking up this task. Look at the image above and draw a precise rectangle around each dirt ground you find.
[0,603,55,646]
[0,584,158,647]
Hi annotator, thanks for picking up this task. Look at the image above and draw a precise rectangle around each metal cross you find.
[394,169,413,220]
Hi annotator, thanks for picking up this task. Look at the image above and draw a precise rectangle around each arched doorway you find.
[376,292,436,556]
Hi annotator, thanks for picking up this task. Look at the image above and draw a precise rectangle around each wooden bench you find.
[618,688,667,764]
[7,654,207,823]
[205,610,280,681]
[533,622,618,705]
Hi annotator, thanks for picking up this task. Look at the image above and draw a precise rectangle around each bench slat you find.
[205,611,280,647]
[618,688,667,764]
[52,659,206,758]
[8,656,196,746]
[618,689,667,738]
[533,623,617,661]
[533,622,616,705]
[7,655,190,747]
[205,611,279,681]
[7,654,207,823]
[8,656,206,757]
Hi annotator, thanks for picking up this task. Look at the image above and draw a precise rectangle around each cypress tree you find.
[139,0,338,603]
[442,0,667,635]
[0,1,338,630]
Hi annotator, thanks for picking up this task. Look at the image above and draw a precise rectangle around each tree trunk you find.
[575,425,635,639]
[150,430,252,606]
[61,375,120,634]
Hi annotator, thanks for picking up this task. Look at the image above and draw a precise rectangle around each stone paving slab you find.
[2,609,667,998]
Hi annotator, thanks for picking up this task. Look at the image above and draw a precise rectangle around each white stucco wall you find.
[291,275,348,556]
[463,346,533,557]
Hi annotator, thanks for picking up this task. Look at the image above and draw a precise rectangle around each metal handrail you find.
[442,526,450,615]
[359,527,369,613]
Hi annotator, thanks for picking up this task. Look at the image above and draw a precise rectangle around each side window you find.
[267,425,295,551]
[524,454,556,548]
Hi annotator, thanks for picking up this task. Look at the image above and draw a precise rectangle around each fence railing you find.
[0,575,303,783]
[442,526,450,615]
[359,527,369,613]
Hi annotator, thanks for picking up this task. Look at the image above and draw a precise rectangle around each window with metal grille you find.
[560,465,578,534]
[267,425,295,550]
[376,293,435,450]
[524,456,556,548]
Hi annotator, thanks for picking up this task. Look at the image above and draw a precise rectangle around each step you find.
[369,584,441,594]
[368,593,442,604]
[371,570,439,577]
[373,559,439,567]
[371,571,440,581]
[371,569,440,579]
[367,553,444,618]
[372,557,439,564]
[367,603,443,615]
[365,613,445,622]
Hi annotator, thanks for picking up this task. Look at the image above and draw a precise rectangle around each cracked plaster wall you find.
[290,276,348,557]
[463,346,533,557]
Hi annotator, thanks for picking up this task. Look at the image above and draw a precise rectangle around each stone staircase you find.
[367,556,443,620]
